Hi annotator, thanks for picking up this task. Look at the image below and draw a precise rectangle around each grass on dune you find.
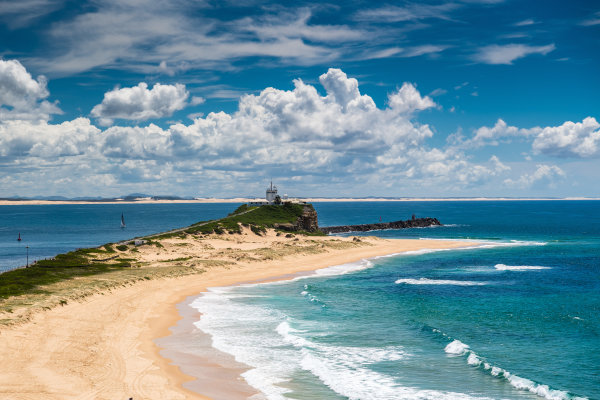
[0,203,319,302]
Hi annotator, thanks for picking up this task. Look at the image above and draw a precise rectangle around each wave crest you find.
[396,278,488,286]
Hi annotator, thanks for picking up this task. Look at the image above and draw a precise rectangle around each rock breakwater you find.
[321,217,441,234]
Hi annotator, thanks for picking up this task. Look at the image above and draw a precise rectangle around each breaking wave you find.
[444,339,587,400]
[395,278,489,286]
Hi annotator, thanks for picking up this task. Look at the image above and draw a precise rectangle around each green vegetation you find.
[183,203,308,235]
[0,202,320,301]
[0,247,134,299]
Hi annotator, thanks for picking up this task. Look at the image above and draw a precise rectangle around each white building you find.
[249,182,305,206]
[266,181,278,203]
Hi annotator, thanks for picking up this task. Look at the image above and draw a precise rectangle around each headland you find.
[0,202,481,399]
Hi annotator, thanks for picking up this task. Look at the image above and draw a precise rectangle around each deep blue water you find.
[0,203,241,272]
[1,201,598,399]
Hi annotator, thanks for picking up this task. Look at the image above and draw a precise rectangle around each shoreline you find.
[0,230,482,399]
[152,238,486,400]
[1,197,599,206]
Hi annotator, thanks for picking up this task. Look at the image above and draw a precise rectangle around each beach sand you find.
[0,229,480,399]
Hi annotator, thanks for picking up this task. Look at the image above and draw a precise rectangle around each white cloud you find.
[504,164,565,188]
[470,117,600,158]
[388,82,436,114]
[0,59,62,121]
[0,118,99,158]
[474,43,555,64]
[0,0,63,29]
[25,2,368,75]
[401,45,450,57]
[580,11,600,26]
[354,3,460,22]
[5,67,506,196]
[514,19,535,26]
[318,68,376,112]
[471,118,539,146]
[240,8,365,43]
[12,66,595,197]
[91,82,189,125]
[490,155,510,172]
[190,96,205,106]
[532,117,600,158]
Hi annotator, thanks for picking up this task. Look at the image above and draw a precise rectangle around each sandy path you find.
[0,235,480,399]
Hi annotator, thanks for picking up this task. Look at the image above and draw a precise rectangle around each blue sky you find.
[0,0,598,198]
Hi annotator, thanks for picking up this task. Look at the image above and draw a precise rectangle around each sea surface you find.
[1,201,599,399]
[0,203,240,272]
[192,201,599,400]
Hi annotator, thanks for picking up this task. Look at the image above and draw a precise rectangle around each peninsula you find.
[0,201,480,400]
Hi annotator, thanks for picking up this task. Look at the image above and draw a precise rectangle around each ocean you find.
[192,201,599,400]
[1,201,599,399]
[0,203,238,272]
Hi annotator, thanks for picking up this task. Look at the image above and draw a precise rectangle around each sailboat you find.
[120,213,126,229]
[17,232,22,241]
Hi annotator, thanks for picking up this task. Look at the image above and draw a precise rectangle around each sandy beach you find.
[0,228,480,399]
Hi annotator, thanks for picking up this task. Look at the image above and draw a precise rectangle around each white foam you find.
[191,287,491,400]
[493,264,551,271]
[443,338,588,400]
[445,340,470,355]
[313,259,374,277]
[191,290,298,399]
[396,278,488,286]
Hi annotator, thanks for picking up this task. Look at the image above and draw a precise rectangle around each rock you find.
[320,217,441,234]
[295,205,319,232]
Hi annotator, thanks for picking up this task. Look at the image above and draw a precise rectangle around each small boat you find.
[120,213,126,229]
[17,232,22,241]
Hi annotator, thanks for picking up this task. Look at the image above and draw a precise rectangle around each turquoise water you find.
[1,201,598,399]
[191,201,599,400]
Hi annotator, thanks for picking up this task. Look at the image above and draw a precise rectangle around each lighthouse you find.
[266,181,278,203]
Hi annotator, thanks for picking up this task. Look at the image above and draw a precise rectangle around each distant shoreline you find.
[1,197,599,205]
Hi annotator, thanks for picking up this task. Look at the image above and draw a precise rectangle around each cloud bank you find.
[0,62,596,197]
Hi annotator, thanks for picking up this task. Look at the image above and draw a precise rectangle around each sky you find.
[0,0,599,198]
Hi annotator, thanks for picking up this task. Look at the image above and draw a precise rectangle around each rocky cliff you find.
[295,205,319,232]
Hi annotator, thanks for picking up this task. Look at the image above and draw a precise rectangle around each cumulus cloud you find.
[4,67,508,196]
[504,164,565,188]
[15,65,593,197]
[0,118,99,158]
[0,59,62,121]
[388,82,436,114]
[532,117,600,158]
[90,82,189,125]
[470,117,600,159]
[474,43,555,64]
[470,118,539,146]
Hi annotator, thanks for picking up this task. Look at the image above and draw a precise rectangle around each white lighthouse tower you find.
[266,181,278,203]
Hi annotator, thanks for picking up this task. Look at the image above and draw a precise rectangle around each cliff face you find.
[295,205,319,232]
[320,217,441,234]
